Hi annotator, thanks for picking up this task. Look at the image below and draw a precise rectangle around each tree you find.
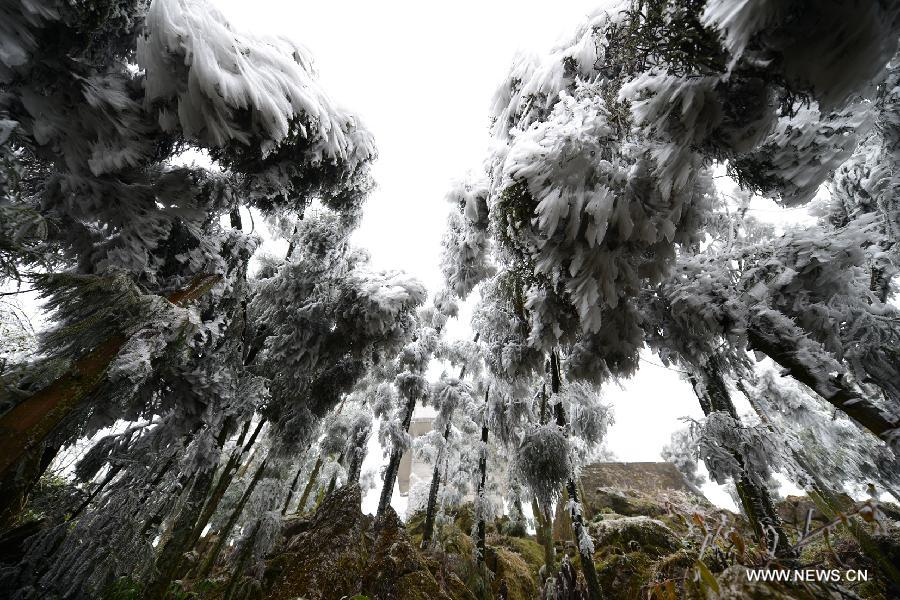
[0,1,431,597]
[0,0,377,515]
[374,324,435,516]
[418,374,476,548]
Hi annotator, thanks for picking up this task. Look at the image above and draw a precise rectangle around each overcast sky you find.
[206,0,819,514]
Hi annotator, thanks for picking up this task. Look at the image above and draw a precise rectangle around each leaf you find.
[695,560,721,595]
[665,579,677,600]
[692,512,708,535]
[728,530,746,559]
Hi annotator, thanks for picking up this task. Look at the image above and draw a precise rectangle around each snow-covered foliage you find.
[249,213,425,450]
[556,380,612,464]
[490,80,712,351]
[514,423,570,506]
[746,369,900,498]
[661,426,705,489]
[440,177,494,299]
[702,0,900,110]
[648,214,900,445]
[695,411,783,486]
[4,0,900,596]
[471,274,543,380]
[430,377,474,432]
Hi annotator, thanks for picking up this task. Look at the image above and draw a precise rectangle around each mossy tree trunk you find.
[688,358,794,558]
[532,496,556,577]
[325,451,345,495]
[421,422,451,548]
[550,351,604,600]
[296,456,323,514]
[0,274,220,482]
[183,418,265,558]
[422,358,469,548]
[346,427,368,486]
[196,457,269,580]
[221,519,262,600]
[144,418,234,600]
[475,387,489,563]
[0,441,58,529]
[282,462,305,516]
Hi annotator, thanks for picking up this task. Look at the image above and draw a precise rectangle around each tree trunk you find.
[377,393,416,517]
[0,441,58,529]
[70,463,122,520]
[325,451,344,495]
[346,435,366,486]
[143,420,234,599]
[475,388,489,563]
[532,497,556,578]
[196,458,269,580]
[184,418,265,555]
[135,425,205,538]
[688,359,794,558]
[421,422,451,548]
[736,379,900,588]
[421,356,470,548]
[550,351,603,600]
[565,477,603,600]
[229,207,243,230]
[297,456,323,514]
[281,462,305,516]
[0,274,220,480]
[145,462,221,598]
[221,519,261,600]
[746,312,898,444]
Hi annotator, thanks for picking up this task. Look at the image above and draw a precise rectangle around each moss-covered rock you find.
[590,516,681,558]
[365,510,453,600]
[410,509,544,600]
[488,534,545,582]
[775,495,834,528]
[595,551,657,599]
[706,565,860,600]
[589,487,668,518]
[485,546,539,600]
[265,485,457,600]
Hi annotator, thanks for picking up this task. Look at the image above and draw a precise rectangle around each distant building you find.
[397,417,434,496]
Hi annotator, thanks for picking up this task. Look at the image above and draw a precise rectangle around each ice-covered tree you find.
[0,1,431,597]
[0,0,376,504]
[661,425,705,492]
[417,338,480,548]
[374,322,436,516]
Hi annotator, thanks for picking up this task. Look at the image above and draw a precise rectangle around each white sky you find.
[204,0,819,514]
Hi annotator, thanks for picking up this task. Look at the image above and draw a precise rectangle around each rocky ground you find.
[174,482,900,600]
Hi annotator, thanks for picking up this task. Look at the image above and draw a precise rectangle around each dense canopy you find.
[1,1,899,599]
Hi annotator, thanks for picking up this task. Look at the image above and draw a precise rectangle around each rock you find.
[364,510,452,600]
[265,485,455,600]
[596,552,656,599]
[590,487,668,517]
[279,515,311,539]
[489,534,545,581]
[775,495,832,528]
[707,565,858,600]
[590,516,681,558]
[485,546,539,600]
